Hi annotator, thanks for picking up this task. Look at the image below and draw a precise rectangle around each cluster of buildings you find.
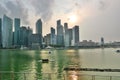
[44,20,79,48]
[0,15,120,49]
[0,15,80,49]
[0,15,119,49]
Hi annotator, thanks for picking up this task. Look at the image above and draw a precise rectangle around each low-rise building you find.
[78,40,98,47]
[29,34,42,49]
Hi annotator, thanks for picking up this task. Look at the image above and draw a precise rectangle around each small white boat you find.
[20,45,28,50]
[45,46,53,49]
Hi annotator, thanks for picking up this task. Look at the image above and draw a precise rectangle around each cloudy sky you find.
[0,0,120,42]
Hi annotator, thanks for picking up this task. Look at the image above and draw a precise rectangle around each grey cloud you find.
[64,8,73,14]
[98,1,106,10]
[0,4,7,17]
[30,0,54,22]
[74,0,107,10]
[5,1,29,24]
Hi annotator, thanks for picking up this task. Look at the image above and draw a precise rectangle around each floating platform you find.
[116,50,120,52]
[64,67,120,72]
[38,59,49,63]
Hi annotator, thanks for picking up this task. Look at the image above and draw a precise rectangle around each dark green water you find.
[0,48,120,80]
[0,49,80,80]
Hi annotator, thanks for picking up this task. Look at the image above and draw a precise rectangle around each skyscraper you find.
[101,37,104,46]
[50,27,56,45]
[44,33,51,46]
[2,15,13,48]
[0,18,2,48]
[68,29,73,46]
[36,19,42,35]
[36,19,42,47]
[64,23,69,47]
[72,25,79,46]
[19,26,27,46]
[14,18,20,46]
[56,19,64,46]
[27,27,33,47]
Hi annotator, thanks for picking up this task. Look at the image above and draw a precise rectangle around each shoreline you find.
[0,46,120,50]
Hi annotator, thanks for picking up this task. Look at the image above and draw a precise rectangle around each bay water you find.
[0,48,120,80]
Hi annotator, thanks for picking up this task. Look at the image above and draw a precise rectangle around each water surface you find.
[0,48,120,80]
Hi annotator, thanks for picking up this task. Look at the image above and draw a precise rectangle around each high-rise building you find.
[64,23,69,47]
[0,18,2,48]
[27,27,33,47]
[72,25,79,46]
[36,19,42,47]
[56,19,64,46]
[50,27,56,45]
[2,15,13,48]
[101,37,104,46]
[68,29,73,46]
[29,34,41,49]
[19,26,28,46]
[36,19,42,35]
[19,26,33,47]
[44,33,51,46]
[14,18,20,46]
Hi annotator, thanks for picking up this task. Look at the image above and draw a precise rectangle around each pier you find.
[64,67,120,72]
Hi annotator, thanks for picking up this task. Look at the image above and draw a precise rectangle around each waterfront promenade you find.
[0,71,120,80]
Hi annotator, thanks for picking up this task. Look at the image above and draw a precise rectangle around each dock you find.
[64,67,120,72]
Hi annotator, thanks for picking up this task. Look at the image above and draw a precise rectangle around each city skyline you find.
[0,0,120,42]
[0,15,80,48]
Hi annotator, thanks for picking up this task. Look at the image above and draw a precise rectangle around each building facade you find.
[36,19,42,35]
[72,25,79,46]
[78,40,98,47]
[36,19,42,47]
[50,27,56,45]
[0,18,2,48]
[19,26,28,47]
[68,29,73,46]
[64,23,69,47]
[56,19,64,46]
[2,15,13,48]
[101,37,104,46]
[29,34,41,49]
[19,26,33,47]
[27,27,33,47]
[14,18,20,46]
[44,33,51,46]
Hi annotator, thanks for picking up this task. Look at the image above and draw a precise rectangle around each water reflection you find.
[66,71,80,80]
[0,48,120,80]
[64,49,81,80]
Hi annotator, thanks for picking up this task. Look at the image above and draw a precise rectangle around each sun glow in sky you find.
[68,15,77,23]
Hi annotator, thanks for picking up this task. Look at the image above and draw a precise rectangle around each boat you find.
[45,46,53,49]
[20,45,28,50]
[116,50,120,53]
[49,51,51,54]
[38,59,49,63]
